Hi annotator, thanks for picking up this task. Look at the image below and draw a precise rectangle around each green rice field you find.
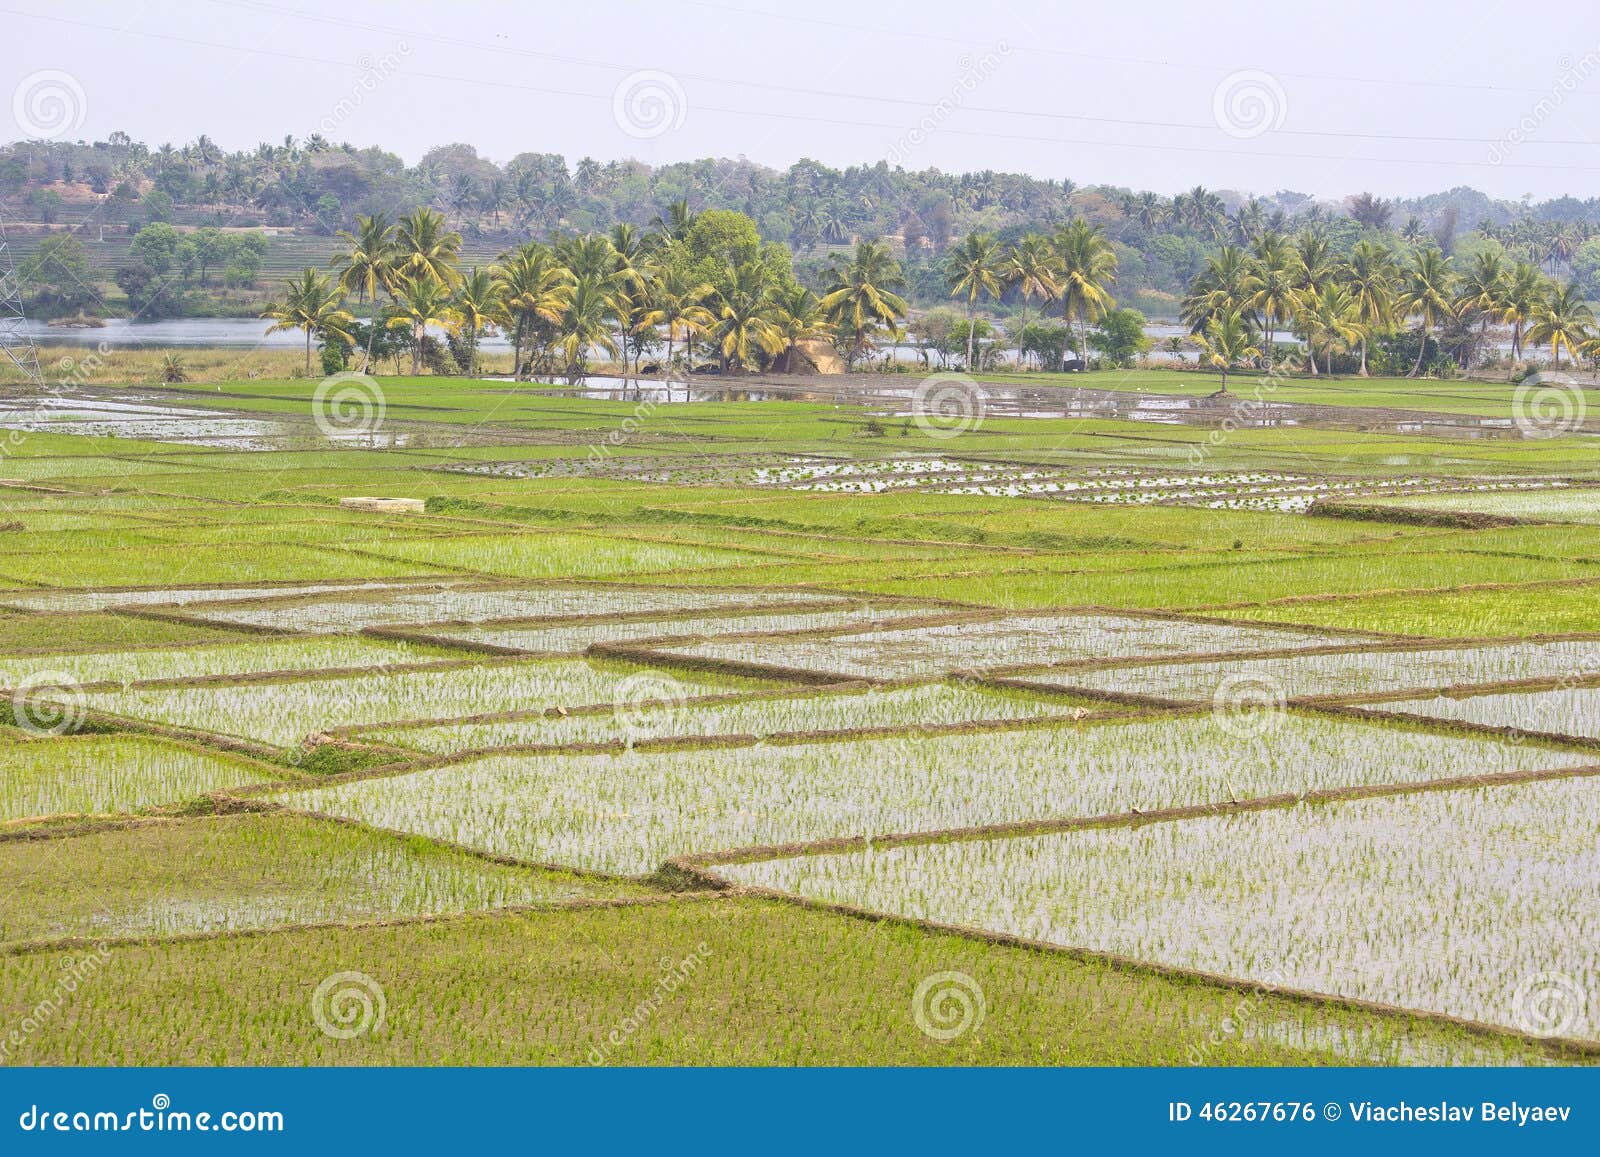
[3,370,1599,1067]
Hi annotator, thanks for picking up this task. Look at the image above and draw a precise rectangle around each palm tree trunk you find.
[412,321,423,376]
[966,297,976,369]
[1359,335,1369,378]
[304,329,312,377]
[1016,299,1029,370]
[1410,326,1428,378]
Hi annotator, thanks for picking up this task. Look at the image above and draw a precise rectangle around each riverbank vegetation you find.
[9,134,1600,384]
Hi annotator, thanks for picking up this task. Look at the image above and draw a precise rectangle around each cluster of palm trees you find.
[941,221,1120,369]
[262,205,916,380]
[1180,231,1599,382]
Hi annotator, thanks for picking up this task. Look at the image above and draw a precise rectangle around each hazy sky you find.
[11,0,1600,201]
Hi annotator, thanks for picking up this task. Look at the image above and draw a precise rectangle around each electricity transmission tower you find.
[0,210,44,391]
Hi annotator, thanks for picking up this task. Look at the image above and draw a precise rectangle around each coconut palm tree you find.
[1003,235,1061,369]
[1053,219,1118,367]
[1396,248,1458,377]
[1341,241,1397,378]
[557,275,619,383]
[1195,308,1261,392]
[1182,244,1252,334]
[767,285,832,373]
[262,268,354,376]
[1302,283,1363,376]
[609,225,650,381]
[819,240,908,369]
[649,198,696,244]
[393,207,463,288]
[635,255,714,380]
[1245,232,1297,370]
[945,231,1004,370]
[492,244,575,382]
[1526,281,1595,369]
[709,261,784,372]
[386,273,459,376]
[451,267,503,375]
[1454,251,1508,370]
[1501,261,1549,367]
[331,212,397,372]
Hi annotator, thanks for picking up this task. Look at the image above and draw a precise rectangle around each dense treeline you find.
[9,133,1600,311]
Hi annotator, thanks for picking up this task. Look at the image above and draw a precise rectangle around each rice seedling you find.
[430,603,940,654]
[0,636,464,690]
[0,611,244,652]
[1373,487,1600,524]
[360,532,769,579]
[188,585,836,633]
[1032,640,1600,702]
[1214,583,1600,639]
[0,580,433,614]
[0,814,645,945]
[357,681,1104,754]
[275,713,1582,875]
[0,896,1553,1066]
[1370,685,1600,740]
[722,778,1600,1042]
[84,658,776,747]
[0,544,438,589]
[657,613,1375,679]
[0,735,277,821]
